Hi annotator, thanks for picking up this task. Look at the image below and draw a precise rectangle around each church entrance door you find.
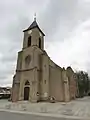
[24,87,29,100]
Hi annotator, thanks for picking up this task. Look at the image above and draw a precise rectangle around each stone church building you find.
[11,18,77,102]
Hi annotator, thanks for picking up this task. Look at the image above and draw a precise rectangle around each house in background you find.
[0,87,11,99]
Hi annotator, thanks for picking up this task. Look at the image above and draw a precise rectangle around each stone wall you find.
[40,54,49,100]
[66,67,77,100]
[49,64,64,101]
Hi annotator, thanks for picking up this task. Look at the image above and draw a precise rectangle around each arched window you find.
[25,80,30,85]
[25,55,31,67]
[39,37,41,49]
[44,80,46,84]
[28,36,31,47]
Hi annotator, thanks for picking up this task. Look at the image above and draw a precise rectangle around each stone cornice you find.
[16,67,40,72]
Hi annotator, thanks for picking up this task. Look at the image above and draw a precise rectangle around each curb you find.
[0,109,89,120]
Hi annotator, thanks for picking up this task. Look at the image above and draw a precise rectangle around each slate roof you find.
[23,20,45,36]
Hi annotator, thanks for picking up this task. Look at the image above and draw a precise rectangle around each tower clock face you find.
[25,55,31,67]
[28,30,32,34]
[39,32,42,37]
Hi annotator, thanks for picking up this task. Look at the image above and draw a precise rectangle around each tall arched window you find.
[39,37,41,49]
[28,36,31,47]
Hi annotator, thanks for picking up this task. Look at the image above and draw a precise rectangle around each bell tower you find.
[22,16,45,50]
[12,16,46,102]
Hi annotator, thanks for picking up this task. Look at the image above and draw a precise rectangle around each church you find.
[11,17,77,102]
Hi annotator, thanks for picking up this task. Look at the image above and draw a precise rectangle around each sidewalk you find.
[0,97,90,119]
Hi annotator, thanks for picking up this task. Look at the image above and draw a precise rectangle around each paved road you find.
[0,111,86,120]
[0,97,90,118]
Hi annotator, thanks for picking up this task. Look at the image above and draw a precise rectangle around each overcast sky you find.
[0,0,90,86]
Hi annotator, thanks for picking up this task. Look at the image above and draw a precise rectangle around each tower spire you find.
[23,14,45,36]
[34,13,36,21]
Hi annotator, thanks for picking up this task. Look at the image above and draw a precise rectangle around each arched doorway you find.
[24,80,30,100]
[24,87,29,100]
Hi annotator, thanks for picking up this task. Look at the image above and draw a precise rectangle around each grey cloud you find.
[1,55,17,63]
[39,0,78,39]
[0,0,90,85]
[0,75,7,80]
[0,62,15,74]
[38,0,90,42]
[0,79,12,86]
[0,67,15,86]
[25,0,44,6]
[0,1,31,86]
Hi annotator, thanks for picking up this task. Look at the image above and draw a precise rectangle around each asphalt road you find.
[0,111,87,120]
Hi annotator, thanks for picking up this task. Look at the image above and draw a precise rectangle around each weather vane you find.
[34,13,36,21]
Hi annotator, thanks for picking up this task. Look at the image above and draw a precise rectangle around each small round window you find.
[25,55,31,67]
